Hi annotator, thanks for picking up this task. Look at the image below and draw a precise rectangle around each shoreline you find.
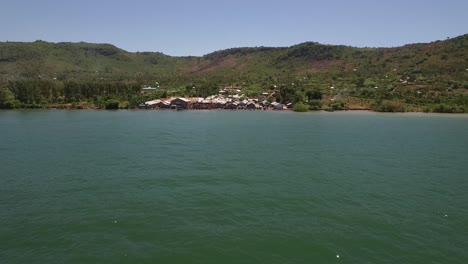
[2,108,468,116]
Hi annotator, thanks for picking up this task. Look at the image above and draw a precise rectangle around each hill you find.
[0,35,467,112]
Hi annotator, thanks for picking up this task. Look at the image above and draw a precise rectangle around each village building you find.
[143,99,171,109]
[213,99,226,109]
[260,100,270,107]
[142,86,158,92]
[141,91,291,111]
[225,102,239,109]
[145,99,161,108]
[246,102,258,110]
[170,97,190,109]
[271,102,284,110]
[190,97,204,103]
[239,99,249,109]
[223,85,241,91]
[155,101,170,109]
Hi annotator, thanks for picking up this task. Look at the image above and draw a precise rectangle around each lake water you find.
[1,110,467,264]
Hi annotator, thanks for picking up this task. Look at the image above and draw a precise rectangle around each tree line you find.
[0,80,163,109]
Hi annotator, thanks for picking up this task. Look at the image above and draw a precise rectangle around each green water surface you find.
[1,110,467,263]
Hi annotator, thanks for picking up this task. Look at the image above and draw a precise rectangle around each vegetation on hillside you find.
[1,35,467,112]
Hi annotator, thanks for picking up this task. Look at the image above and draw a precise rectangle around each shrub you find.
[433,104,454,113]
[308,100,322,110]
[433,104,466,113]
[105,99,119,110]
[329,101,346,110]
[372,100,406,112]
[119,101,130,109]
[293,102,309,112]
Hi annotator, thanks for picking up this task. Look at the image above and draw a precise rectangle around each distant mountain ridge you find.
[0,34,467,84]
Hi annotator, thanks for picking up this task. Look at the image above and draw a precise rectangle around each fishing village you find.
[139,86,291,111]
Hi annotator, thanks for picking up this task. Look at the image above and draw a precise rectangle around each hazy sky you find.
[2,0,467,56]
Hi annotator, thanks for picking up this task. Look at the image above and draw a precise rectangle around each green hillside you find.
[1,35,467,112]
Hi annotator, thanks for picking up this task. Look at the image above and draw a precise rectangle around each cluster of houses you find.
[139,94,289,110]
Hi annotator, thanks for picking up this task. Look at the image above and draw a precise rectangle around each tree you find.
[105,99,119,109]
[306,90,322,100]
[278,86,295,103]
[355,77,365,88]
[191,84,218,98]
[294,90,306,103]
[0,88,19,109]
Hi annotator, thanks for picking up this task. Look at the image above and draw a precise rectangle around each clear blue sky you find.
[2,0,467,56]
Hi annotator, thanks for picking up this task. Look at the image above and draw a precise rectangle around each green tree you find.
[105,99,119,109]
[0,87,19,109]
[306,90,322,100]
[293,90,306,103]
[355,77,365,88]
